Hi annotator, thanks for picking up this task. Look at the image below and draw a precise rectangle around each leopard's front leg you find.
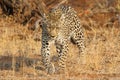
[55,39,69,73]
[41,35,55,74]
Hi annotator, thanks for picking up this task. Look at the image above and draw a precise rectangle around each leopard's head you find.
[45,7,63,37]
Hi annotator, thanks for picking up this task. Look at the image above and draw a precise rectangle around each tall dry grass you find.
[0,0,120,79]
[0,15,120,80]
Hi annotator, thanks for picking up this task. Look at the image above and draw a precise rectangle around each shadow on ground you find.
[0,55,43,71]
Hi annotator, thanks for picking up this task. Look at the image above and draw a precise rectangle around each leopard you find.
[35,5,85,74]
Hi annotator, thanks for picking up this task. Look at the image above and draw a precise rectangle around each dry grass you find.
[0,0,120,80]
[0,16,120,80]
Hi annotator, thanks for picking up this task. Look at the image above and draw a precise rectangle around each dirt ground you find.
[0,0,120,80]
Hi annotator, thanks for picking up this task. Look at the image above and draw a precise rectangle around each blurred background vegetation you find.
[0,0,120,80]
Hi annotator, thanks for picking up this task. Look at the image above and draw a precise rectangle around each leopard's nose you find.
[51,35,55,37]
